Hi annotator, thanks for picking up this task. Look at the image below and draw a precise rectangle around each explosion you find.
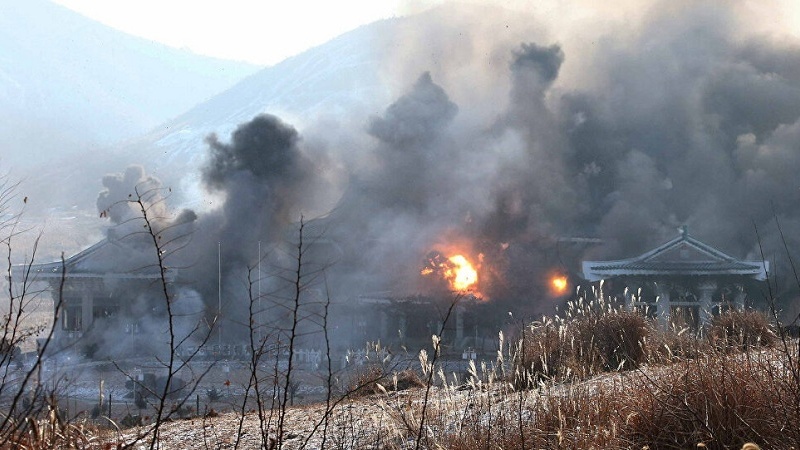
[550,274,569,296]
[421,250,479,293]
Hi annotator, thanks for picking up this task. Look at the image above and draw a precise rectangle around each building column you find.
[432,321,442,338]
[81,292,93,332]
[734,285,746,311]
[456,306,464,342]
[697,281,717,328]
[398,313,407,345]
[51,283,63,340]
[656,283,670,328]
[624,284,637,311]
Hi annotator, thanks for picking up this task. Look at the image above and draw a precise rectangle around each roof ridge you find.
[581,228,769,282]
[683,234,737,261]
[64,238,111,267]
[637,230,736,262]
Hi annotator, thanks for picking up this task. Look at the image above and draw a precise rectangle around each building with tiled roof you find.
[12,237,176,354]
[582,227,769,328]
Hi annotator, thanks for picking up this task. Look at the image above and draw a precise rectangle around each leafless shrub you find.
[513,317,565,387]
[624,349,799,448]
[348,367,424,398]
[391,369,425,392]
[0,174,78,448]
[513,298,651,388]
[568,302,650,373]
[347,364,389,397]
[709,309,777,352]
[645,323,707,362]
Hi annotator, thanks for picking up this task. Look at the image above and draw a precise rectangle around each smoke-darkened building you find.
[582,227,769,329]
[14,238,175,356]
[331,293,504,355]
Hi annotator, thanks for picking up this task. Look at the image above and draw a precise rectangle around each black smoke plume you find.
[95,2,800,337]
[97,165,161,225]
[201,113,313,242]
[188,114,318,339]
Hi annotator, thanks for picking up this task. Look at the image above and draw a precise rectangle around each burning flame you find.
[550,274,569,296]
[421,251,479,292]
[448,255,478,290]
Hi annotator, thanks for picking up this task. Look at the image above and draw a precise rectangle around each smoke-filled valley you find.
[7,0,800,354]
[8,3,800,448]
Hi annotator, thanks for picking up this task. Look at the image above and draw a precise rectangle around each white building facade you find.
[582,227,769,329]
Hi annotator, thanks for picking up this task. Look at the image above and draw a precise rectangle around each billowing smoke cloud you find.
[554,4,800,263]
[312,2,800,316]
[201,114,314,242]
[333,72,464,293]
[90,1,800,341]
[97,165,161,225]
[363,72,458,212]
[90,165,200,358]
[203,115,306,190]
[182,114,321,340]
[91,115,320,349]
[368,72,458,146]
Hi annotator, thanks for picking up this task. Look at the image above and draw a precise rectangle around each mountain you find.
[6,6,399,259]
[88,16,402,211]
[129,18,397,172]
[0,0,259,170]
[13,3,539,259]
[109,3,537,204]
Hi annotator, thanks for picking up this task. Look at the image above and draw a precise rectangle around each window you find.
[62,305,82,331]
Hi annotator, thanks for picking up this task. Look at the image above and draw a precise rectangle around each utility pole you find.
[218,241,222,347]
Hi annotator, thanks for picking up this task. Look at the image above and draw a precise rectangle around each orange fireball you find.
[448,255,478,290]
[550,274,569,296]
[421,251,479,292]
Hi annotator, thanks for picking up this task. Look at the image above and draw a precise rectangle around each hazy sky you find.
[51,0,419,65]
[50,0,800,67]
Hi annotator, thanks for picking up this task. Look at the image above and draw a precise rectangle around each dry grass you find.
[0,400,112,449]
[709,309,777,352]
[409,345,799,450]
[348,366,426,399]
[513,299,651,388]
[427,306,797,450]
[621,349,800,448]
[88,343,794,449]
[3,303,797,449]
